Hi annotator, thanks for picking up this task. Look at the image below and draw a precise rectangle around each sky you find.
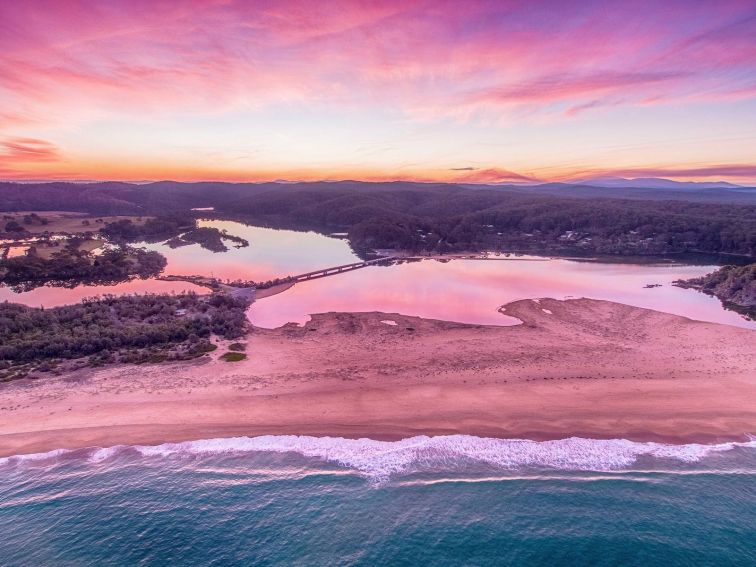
[1,0,755,184]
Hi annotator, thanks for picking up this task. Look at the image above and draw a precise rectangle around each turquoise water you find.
[1,436,755,566]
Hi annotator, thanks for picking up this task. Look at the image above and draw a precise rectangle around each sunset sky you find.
[1,0,755,184]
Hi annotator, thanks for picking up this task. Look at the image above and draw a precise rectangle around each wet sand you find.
[1,298,754,457]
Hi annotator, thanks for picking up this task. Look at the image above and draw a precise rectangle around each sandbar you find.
[1,298,754,457]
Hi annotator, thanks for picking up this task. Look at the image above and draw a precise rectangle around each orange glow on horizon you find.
[1,1,755,185]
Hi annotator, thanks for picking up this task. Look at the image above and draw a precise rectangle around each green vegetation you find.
[166,226,249,252]
[674,263,755,319]
[220,351,247,362]
[0,181,752,258]
[227,342,246,351]
[224,187,755,257]
[103,216,248,253]
[3,220,25,234]
[0,293,249,380]
[22,213,48,226]
[0,246,166,292]
[99,214,194,243]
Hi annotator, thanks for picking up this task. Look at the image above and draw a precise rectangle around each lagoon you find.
[1,220,751,330]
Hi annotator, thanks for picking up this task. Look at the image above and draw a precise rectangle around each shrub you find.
[220,352,246,362]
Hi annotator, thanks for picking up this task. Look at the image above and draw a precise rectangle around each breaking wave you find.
[2,435,755,482]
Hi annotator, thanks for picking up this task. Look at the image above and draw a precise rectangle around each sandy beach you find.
[1,298,754,457]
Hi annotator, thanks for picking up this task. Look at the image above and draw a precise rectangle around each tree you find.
[4,220,25,233]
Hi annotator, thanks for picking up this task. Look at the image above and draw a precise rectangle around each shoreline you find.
[3,424,753,462]
[1,298,754,458]
[5,430,755,469]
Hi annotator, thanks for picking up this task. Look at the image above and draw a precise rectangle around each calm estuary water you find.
[0,220,751,329]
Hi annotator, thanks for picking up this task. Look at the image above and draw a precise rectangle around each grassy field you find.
[2,212,150,235]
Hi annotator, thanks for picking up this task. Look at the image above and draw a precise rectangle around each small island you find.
[101,216,249,252]
[166,226,249,253]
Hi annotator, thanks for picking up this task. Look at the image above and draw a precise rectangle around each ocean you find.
[1,435,755,566]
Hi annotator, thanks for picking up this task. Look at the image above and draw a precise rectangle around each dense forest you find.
[0,246,166,292]
[214,186,756,258]
[1,180,754,215]
[0,181,754,258]
[0,293,249,380]
[99,214,195,242]
[674,264,756,318]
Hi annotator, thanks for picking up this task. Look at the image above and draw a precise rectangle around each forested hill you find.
[1,181,754,257]
[1,180,754,214]
[475,182,756,204]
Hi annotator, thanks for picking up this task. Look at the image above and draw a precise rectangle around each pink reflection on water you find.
[0,279,204,308]
[1,223,358,308]
[249,258,755,330]
[144,221,359,283]
[3,220,751,332]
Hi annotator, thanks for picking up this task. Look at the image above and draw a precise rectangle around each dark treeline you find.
[1,180,754,215]
[0,247,166,291]
[0,181,754,258]
[0,293,249,378]
[99,214,195,242]
[674,263,755,318]
[216,186,756,258]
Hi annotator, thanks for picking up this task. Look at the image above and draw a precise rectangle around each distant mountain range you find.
[569,177,745,190]
[1,177,754,207]
[1,176,752,191]
[465,177,755,204]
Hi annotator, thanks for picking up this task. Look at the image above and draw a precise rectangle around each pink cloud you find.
[571,164,756,181]
[462,71,688,118]
[452,167,538,183]
[0,137,61,162]
[0,1,754,182]
[0,137,63,178]
[0,0,754,130]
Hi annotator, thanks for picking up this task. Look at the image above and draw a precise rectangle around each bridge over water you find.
[162,254,546,300]
[280,253,546,285]
[290,256,399,282]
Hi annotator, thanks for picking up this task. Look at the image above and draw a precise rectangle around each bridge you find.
[281,253,544,285]
[161,253,546,299]
[291,256,399,282]
[160,253,548,302]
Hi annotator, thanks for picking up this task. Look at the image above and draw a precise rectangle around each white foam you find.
[380,320,397,326]
[89,446,122,463]
[131,435,756,481]
[0,448,71,467]
[2,436,754,482]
